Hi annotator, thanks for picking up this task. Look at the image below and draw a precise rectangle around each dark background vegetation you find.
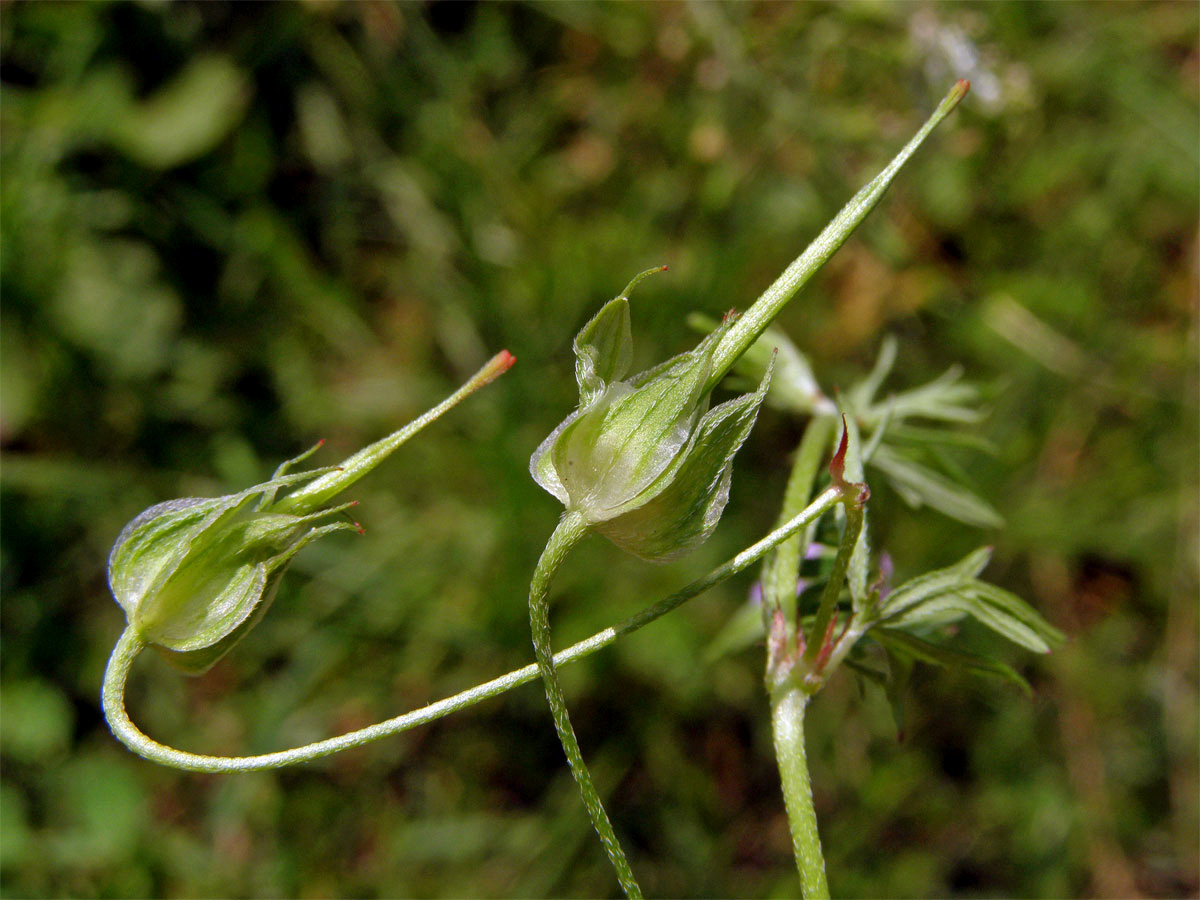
[1,2,1196,897]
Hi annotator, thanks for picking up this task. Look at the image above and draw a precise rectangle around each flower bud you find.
[531,271,773,561]
[107,351,515,673]
[107,466,359,673]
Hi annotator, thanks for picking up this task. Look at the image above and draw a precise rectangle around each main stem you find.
[761,414,837,635]
[771,686,829,900]
[529,511,643,899]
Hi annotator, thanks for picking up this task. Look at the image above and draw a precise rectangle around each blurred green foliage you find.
[1,2,1196,897]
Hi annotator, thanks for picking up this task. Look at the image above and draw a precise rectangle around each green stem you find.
[102,489,842,774]
[275,350,514,514]
[770,686,829,900]
[762,414,837,634]
[707,81,969,389]
[528,511,642,899]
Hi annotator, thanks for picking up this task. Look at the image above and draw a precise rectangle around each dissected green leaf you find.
[870,444,1003,528]
[863,366,984,426]
[966,581,1067,649]
[874,628,1032,695]
[895,593,1044,653]
[886,581,1062,655]
[849,335,898,412]
[876,546,992,621]
[873,546,1061,655]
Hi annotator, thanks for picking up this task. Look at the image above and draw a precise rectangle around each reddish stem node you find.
[769,607,789,664]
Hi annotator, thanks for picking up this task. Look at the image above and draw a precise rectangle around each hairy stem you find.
[528,511,642,898]
[771,686,830,899]
[103,489,841,773]
[762,414,837,636]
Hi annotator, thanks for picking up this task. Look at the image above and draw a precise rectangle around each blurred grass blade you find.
[111,56,250,168]
[703,599,766,663]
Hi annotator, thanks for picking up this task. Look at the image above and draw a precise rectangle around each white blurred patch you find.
[909,8,1007,114]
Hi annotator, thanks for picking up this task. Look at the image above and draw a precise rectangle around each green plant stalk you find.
[762,414,837,635]
[706,80,969,389]
[528,511,641,898]
[762,418,869,896]
[762,419,838,899]
[101,489,841,768]
[771,686,829,900]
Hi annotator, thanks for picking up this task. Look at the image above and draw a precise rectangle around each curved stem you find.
[528,511,642,899]
[771,686,829,899]
[103,489,841,774]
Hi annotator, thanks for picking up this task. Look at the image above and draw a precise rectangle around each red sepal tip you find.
[829,414,849,483]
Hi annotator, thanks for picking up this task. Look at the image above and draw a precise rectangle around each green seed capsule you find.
[531,270,772,562]
[107,466,360,673]
[106,351,516,673]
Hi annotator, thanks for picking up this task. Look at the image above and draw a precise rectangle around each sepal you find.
[105,351,514,674]
[596,356,773,561]
[533,273,768,562]
[107,466,358,673]
[574,296,632,407]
